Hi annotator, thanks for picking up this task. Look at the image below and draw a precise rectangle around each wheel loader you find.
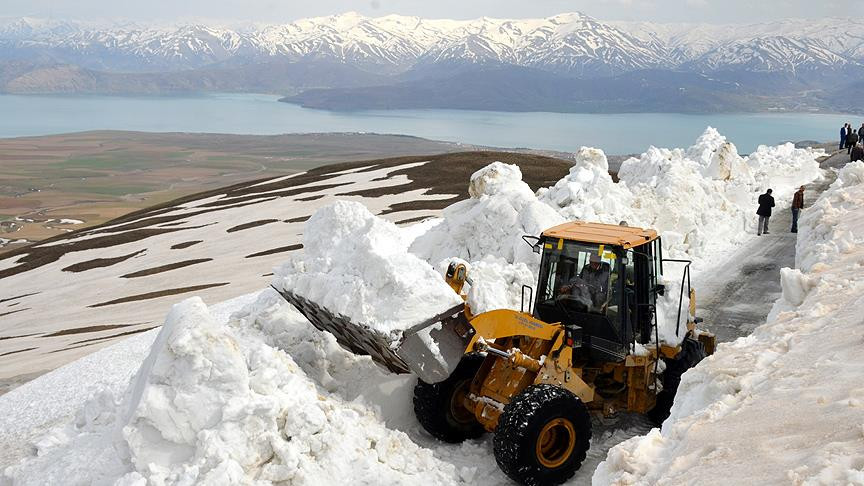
[275,220,715,486]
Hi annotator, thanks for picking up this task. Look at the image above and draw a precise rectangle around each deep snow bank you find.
[3,293,470,485]
[593,162,864,485]
[537,147,635,225]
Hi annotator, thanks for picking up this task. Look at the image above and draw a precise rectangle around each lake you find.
[1,93,852,154]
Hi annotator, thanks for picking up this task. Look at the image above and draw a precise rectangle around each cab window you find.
[539,240,617,316]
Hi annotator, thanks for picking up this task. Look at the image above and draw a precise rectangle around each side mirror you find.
[521,235,542,254]
[653,284,666,296]
[521,285,534,313]
[446,262,457,278]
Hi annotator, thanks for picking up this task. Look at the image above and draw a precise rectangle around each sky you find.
[0,0,850,24]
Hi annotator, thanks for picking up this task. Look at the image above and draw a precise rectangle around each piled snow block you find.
[273,200,463,346]
[410,162,564,268]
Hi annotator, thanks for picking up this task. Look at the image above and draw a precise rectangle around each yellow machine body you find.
[458,309,706,432]
[449,222,716,432]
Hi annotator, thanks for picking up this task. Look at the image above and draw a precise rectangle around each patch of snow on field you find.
[593,161,864,485]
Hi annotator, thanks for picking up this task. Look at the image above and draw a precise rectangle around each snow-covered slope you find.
[0,129,825,484]
[594,162,864,485]
[0,152,570,387]
[2,13,862,76]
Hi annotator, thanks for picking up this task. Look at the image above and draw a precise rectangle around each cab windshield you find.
[538,240,617,316]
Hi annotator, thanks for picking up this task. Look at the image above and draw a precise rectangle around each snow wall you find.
[593,162,864,485]
[2,128,826,485]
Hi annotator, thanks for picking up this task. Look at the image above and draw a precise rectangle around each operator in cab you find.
[558,253,611,313]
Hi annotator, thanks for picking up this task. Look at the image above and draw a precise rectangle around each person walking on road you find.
[848,129,859,154]
[857,123,864,143]
[757,189,775,236]
[841,124,849,150]
[791,186,805,233]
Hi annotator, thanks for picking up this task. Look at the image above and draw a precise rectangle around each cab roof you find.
[541,221,658,249]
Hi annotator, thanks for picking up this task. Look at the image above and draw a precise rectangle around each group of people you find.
[756,186,806,235]
[840,123,864,161]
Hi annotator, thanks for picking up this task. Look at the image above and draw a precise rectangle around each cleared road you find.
[700,149,847,342]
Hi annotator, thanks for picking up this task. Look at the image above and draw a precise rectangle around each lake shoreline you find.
[0,93,851,154]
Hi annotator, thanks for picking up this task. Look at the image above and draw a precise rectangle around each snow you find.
[593,161,864,485]
[537,147,634,224]
[3,291,469,485]
[0,128,830,485]
[0,238,28,247]
[461,257,537,315]
[537,127,822,343]
[0,293,260,470]
[0,161,454,383]
[9,12,862,76]
[617,128,820,269]
[272,200,463,342]
[410,161,564,268]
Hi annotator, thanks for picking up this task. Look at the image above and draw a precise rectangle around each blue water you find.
[0,93,852,153]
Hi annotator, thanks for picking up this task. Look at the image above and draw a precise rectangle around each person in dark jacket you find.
[791,186,805,233]
[849,130,860,154]
[756,189,775,236]
[858,123,864,142]
[841,124,848,150]
[851,143,864,162]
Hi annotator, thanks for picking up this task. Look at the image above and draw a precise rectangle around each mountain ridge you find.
[2,12,863,112]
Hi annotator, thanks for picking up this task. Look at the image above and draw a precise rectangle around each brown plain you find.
[0,130,477,254]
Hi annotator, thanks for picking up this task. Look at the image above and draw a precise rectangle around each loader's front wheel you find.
[413,354,485,443]
[493,384,591,486]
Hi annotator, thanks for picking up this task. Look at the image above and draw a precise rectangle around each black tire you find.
[413,354,485,443]
[493,384,592,486]
[649,337,707,424]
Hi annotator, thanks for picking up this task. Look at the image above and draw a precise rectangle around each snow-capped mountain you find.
[2,13,864,112]
[691,37,848,72]
[4,12,862,76]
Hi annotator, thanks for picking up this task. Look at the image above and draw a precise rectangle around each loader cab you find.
[532,222,662,362]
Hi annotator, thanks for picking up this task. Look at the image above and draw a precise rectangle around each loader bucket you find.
[273,286,475,383]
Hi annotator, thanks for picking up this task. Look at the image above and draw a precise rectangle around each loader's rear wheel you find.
[649,337,707,424]
[413,354,485,443]
[493,384,591,486]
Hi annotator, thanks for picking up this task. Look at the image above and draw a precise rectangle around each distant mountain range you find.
[2,13,863,113]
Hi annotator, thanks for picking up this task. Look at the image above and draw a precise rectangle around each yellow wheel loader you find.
[275,221,715,486]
